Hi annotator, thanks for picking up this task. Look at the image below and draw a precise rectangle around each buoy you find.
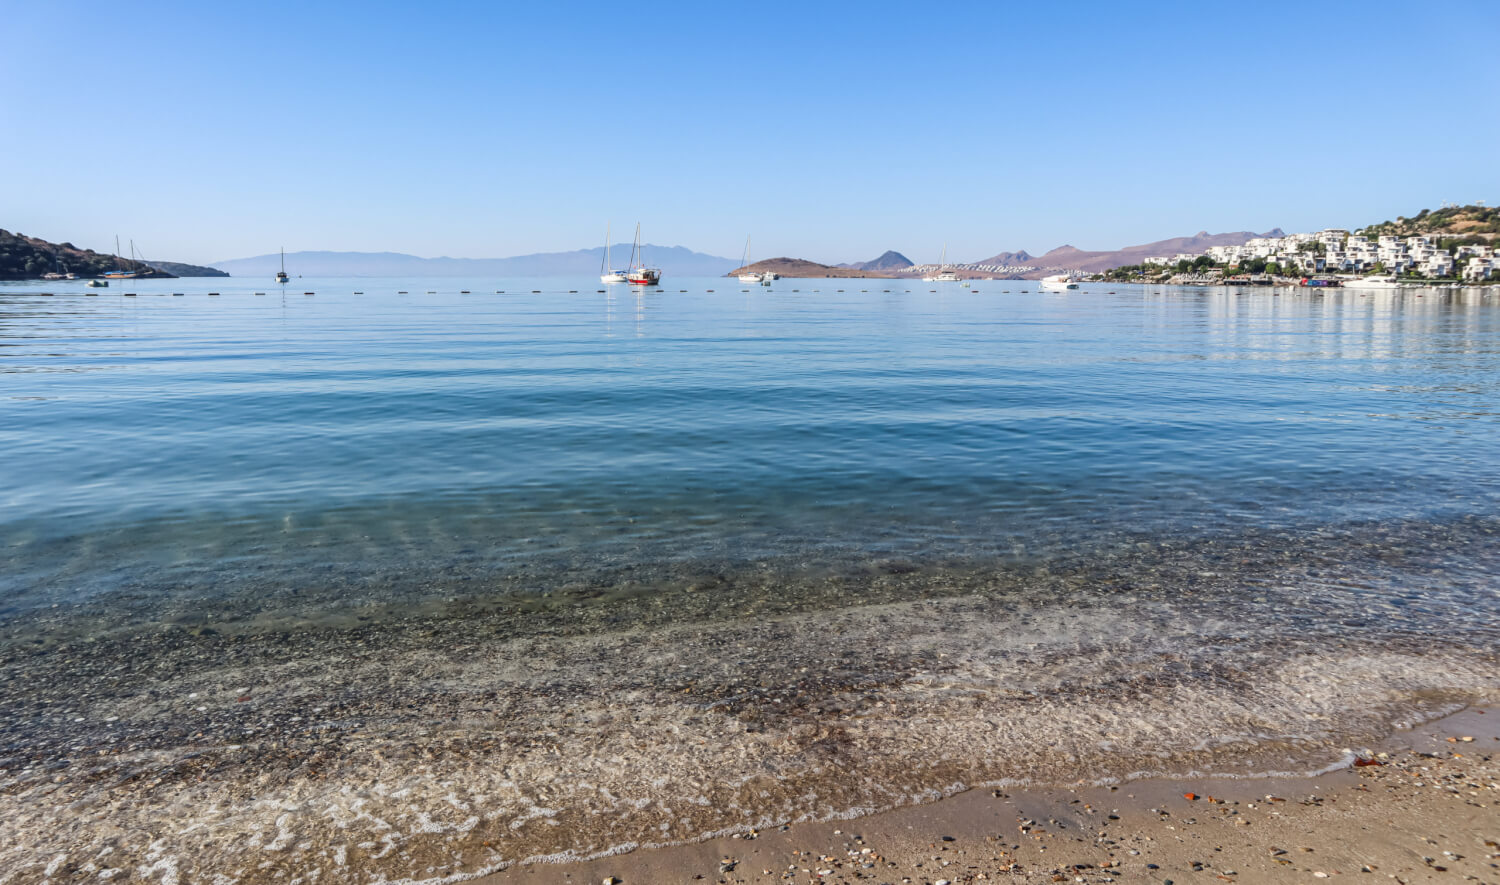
[172,292,184,296]
[460,290,470,294]
[254,292,265,296]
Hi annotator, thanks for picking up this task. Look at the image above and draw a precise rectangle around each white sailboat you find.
[737,235,764,283]
[599,223,627,283]
[626,223,661,286]
[275,248,290,283]
[922,244,961,282]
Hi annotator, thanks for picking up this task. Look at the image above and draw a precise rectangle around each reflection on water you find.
[1,279,1499,882]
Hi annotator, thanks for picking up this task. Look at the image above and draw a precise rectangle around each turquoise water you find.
[2,277,1499,882]
[5,278,1497,616]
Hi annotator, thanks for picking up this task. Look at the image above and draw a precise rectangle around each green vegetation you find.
[0,229,164,280]
[1358,204,1500,239]
[1101,263,1158,281]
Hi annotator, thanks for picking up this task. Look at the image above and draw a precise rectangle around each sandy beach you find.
[485,708,1500,884]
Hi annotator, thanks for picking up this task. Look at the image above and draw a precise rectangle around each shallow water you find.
[2,279,1499,882]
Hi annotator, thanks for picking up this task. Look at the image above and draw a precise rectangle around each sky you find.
[3,0,1497,266]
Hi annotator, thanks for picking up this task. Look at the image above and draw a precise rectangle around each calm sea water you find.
[5,277,1497,615]
[2,277,1499,881]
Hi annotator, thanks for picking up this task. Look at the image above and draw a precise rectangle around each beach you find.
[2,281,1498,883]
[487,708,1500,884]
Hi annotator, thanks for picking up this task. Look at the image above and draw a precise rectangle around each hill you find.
[974,250,1035,266]
[838,250,914,272]
[1357,204,1499,240]
[213,245,739,278]
[0,229,175,280]
[147,260,229,278]
[730,258,899,278]
[984,229,1284,276]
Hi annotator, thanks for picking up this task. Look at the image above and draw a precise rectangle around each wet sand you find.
[485,708,1500,884]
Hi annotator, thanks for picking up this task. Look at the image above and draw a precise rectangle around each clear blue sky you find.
[4,0,1496,266]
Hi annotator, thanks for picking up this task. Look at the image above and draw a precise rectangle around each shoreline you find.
[482,707,1500,884]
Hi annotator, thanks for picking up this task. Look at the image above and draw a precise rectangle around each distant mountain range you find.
[213,246,740,278]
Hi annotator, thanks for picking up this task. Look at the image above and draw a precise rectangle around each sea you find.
[2,277,1498,883]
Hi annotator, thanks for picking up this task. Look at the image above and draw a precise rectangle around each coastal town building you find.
[1162,229,1487,280]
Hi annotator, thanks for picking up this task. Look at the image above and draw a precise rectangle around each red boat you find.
[625,223,662,286]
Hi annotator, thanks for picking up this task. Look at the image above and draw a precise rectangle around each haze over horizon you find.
[3,0,1496,267]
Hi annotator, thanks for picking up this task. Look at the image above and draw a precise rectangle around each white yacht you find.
[275,248,290,284]
[1343,275,1403,290]
[1040,274,1080,292]
[599,223,628,283]
[737,235,764,283]
[922,244,961,281]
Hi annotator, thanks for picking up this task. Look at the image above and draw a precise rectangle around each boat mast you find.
[280,247,285,274]
[630,223,640,269]
[602,223,610,274]
[743,235,751,269]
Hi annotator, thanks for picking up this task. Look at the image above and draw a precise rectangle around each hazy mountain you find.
[212,246,739,278]
[146,260,229,277]
[974,250,1035,266]
[837,250,914,271]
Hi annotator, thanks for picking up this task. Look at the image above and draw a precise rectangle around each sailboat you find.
[275,248,290,283]
[922,244,960,282]
[103,236,142,279]
[737,235,764,283]
[600,223,627,283]
[626,223,661,286]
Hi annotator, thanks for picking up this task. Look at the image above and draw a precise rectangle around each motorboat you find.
[1342,275,1402,290]
[1040,274,1080,292]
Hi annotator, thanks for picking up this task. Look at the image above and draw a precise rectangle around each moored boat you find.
[626,223,661,286]
[922,244,960,281]
[599,223,627,283]
[1040,274,1080,292]
[275,248,290,283]
[737,235,763,283]
[1342,275,1402,290]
